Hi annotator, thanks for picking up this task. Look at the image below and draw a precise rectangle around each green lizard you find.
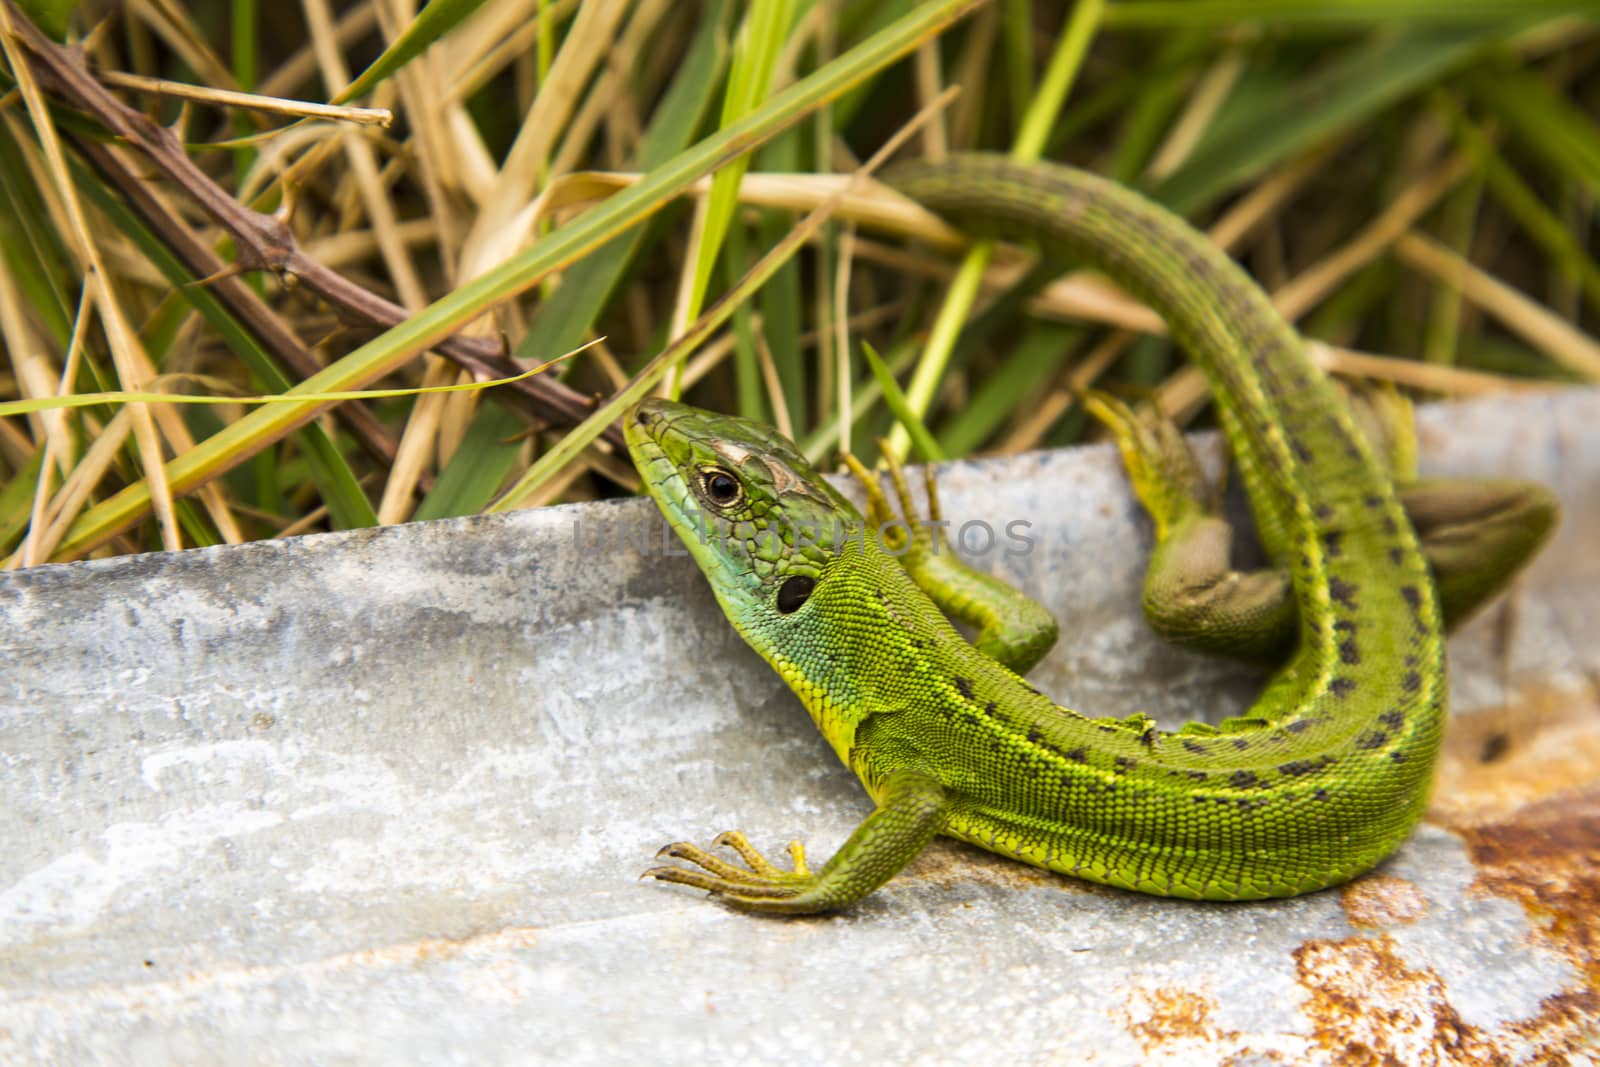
[624,154,1556,914]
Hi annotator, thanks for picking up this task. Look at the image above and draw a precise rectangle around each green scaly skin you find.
[624,154,1556,914]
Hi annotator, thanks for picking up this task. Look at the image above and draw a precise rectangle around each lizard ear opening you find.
[776,575,816,614]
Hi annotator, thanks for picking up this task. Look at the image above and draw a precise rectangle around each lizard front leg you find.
[843,449,1059,675]
[645,768,946,915]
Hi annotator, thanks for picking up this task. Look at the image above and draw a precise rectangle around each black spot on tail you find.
[1229,770,1260,789]
[1278,756,1334,776]
[1356,731,1389,750]
[953,676,974,699]
[1328,577,1358,609]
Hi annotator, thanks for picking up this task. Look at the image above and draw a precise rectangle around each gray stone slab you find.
[2,389,1598,1065]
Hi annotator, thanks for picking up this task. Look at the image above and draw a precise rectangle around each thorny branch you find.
[5,4,623,456]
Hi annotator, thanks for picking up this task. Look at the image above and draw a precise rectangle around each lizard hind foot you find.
[1082,389,1218,540]
[643,832,821,911]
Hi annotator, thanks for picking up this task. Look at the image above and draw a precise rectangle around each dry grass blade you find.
[0,0,1589,566]
[1396,232,1600,381]
[94,70,393,126]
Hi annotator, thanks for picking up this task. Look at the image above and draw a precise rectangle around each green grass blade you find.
[755,132,807,430]
[423,0,732,521]
[1434,90,1600,314]
[53,0,987,558]
[862,341,943,461]
[1471,63,1600,201]
[938,322,1085,456]
[0,120,74,348]
[889,0,1103,457]
[412,404,526,523]
[1150,27,1498,214]
[1104,1,1595,27]
[516,0,732,366]
[675,0,798,370]
[333,0,499,104]
[74,158,378,530]
[0,451,44,555]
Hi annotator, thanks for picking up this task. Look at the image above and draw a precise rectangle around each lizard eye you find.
[700,467,743,507]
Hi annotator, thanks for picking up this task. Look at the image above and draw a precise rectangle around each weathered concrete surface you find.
[1,389,1597,1065]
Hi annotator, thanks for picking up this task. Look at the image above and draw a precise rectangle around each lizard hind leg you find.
[1084,390,1298,661]
[1341,380,1559,630]
[1400,477,1558,631]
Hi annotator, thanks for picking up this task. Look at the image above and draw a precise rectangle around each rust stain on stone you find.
[1251,681,1600,1065]
[1120,986,1237,1061]
[1428,680,1600,1060]
[1292,934,1506,1066]
[1102,684,1600,1064]
[1118,984,1299,1064]
[1124,985,1219,1046]
[1338,874,1428,928]
[1432,684,1600,974]
[1431,683,1600,828]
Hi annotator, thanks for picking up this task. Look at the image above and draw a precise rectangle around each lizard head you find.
[625,397,864,625]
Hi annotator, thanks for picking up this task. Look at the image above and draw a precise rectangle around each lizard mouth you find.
[624,397,719,564]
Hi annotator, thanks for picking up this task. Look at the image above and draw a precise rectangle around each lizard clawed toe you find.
[1082,389,1216,539]
[644,832,816,903]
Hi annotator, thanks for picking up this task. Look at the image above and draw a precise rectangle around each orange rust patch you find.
[1122,986,1227,1049]
[1431,683,1600,827]
[1121,986,1231,1048]
[1427,681,1600,1057]
[1431,682,1600,981]
[1339,874,1428,928]
[1118,984,1311,1064]
[1455,788,1600,975]
[1292,934,1505,1066]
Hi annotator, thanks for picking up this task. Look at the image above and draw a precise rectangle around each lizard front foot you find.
[644,831,827,913]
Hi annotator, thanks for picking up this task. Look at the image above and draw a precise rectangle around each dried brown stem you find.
[7,5,621,449]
